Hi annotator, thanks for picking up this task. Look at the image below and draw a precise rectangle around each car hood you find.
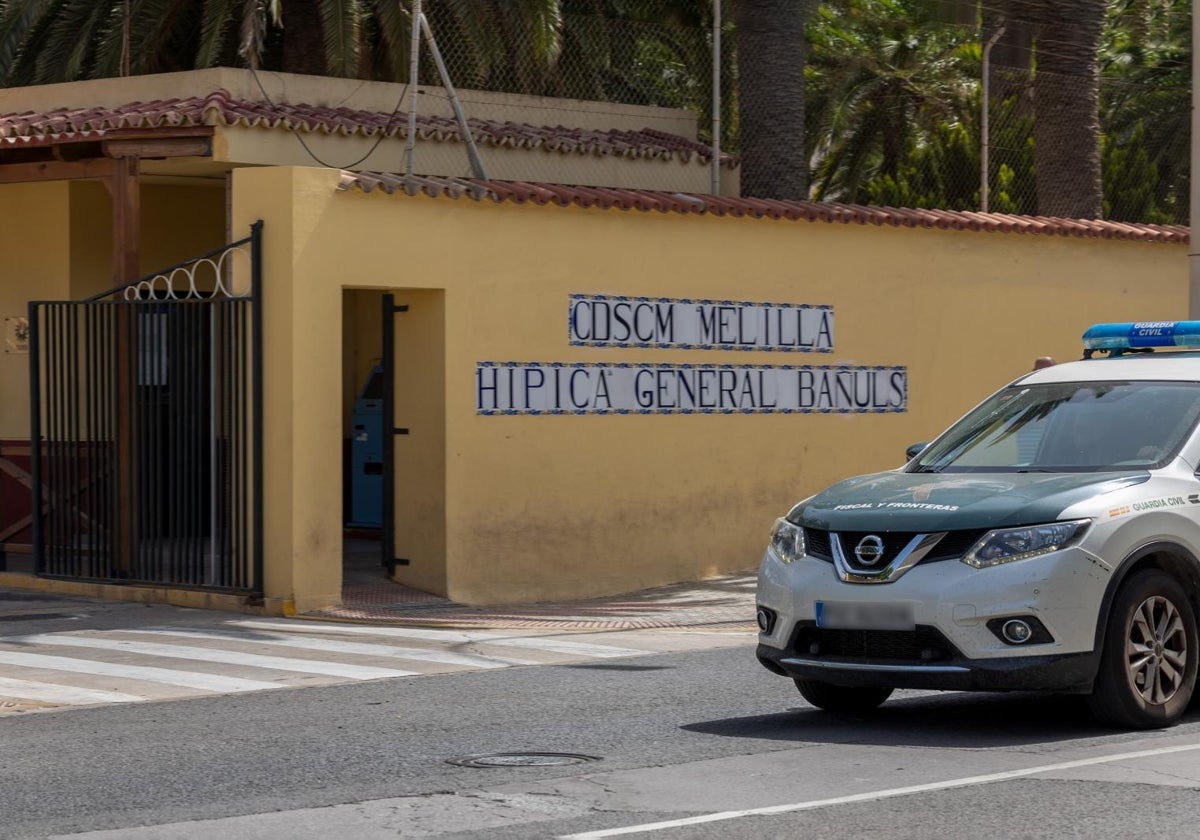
[793,470,1151,532]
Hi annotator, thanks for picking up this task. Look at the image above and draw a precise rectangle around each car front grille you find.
[804,528,833,559]
[792,624,959,662]
[803,528,988,565]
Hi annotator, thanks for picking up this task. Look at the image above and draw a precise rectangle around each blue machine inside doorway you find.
[349,364,384,528]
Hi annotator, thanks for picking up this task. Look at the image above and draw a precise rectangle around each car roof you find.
[1019,352,1200,385]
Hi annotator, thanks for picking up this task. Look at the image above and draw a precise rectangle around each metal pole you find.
[419,13,489,180]
[381,295,395,572]
[250,220,264,596]
[406,0,423,179]
[711,0,722,195]
[981,24,1006,213]
[209,293,217,585]
[28,303,42,574]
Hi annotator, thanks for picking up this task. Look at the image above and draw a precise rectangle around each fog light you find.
[986,615,1053,646]
[1001,619,1033,644]
[756,607,777,634]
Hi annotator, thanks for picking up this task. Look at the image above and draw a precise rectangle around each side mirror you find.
[905,442,929,461]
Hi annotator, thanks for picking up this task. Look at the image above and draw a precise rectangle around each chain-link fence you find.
[410,1,1190,224]
[0,1,1185,222]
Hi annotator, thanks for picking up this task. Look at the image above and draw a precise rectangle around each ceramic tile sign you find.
[568,294,833,352]
[3,317,29,354]
[477,362,906,415]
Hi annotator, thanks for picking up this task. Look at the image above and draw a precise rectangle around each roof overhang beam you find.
[0,128,213,182]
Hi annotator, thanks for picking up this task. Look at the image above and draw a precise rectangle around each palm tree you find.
[998,0,1106,219]
[806,0,976,204]
[0,1,563,86]
[734,0,815,200]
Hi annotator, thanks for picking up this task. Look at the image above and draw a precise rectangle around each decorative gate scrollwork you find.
[28,222,263,594]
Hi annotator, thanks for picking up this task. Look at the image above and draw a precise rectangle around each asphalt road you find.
[3,633,1200,840]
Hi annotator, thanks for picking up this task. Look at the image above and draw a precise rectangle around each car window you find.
[910,381,1200,473]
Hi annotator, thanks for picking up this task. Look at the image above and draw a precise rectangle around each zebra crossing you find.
[0,618,653,714]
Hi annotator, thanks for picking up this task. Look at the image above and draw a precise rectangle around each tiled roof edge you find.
[337,172,1189,245]
[0,89,738,167]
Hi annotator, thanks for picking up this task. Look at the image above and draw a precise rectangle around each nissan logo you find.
[854,535,886,566]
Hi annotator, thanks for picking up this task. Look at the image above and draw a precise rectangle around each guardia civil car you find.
[756,322,1200,729]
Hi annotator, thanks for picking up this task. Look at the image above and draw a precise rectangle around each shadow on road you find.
[683,691,1200,749]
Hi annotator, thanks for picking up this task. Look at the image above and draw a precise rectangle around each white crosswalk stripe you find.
[10,634,418,680]
[228,619,648,658]
[0,619,655,715]
[123,628,540,669]
[0,676,144,706]
[0,650,281,693]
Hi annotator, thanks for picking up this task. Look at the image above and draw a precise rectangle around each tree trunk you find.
[282,2,327,77]
[1033,2,1105,219]
[1009,0,1105,219]
[735,0,816,200]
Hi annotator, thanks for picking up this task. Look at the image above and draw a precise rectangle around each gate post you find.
[381,294,409,573]
[27,302,42,573]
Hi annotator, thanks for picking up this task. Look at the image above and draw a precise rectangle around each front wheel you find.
[1087,570,1198,729]
[794,679,893,713]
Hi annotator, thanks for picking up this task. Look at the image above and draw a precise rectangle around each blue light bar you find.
[1082,321,1200,351]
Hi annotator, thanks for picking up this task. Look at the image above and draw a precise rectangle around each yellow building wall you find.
[233,166,1186,608]
[68,181,226,299]
[221,127,731,194]
[0,182,72,439]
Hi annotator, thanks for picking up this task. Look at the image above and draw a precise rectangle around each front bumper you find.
[756,544,1110,692]
[756,630,1098,692]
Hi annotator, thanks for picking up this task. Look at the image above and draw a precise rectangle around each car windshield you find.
[910,380,1200,473]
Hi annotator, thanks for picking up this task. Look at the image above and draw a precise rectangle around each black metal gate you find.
[27,223,263,595]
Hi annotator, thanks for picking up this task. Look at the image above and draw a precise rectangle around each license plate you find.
[815,600,915,631]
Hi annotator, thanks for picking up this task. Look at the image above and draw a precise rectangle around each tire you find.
[1087,570,1198,729]
[794,679,893,713]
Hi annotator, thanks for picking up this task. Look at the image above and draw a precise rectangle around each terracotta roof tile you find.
[0,89,736,166]
[337,171,1189,245]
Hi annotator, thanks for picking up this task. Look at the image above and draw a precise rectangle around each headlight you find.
[961,520,1090,568]
[768,518,806,564]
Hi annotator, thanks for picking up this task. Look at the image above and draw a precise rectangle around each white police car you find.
[756,321,1200,728]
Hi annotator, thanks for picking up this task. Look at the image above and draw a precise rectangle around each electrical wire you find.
[248,66,410,170]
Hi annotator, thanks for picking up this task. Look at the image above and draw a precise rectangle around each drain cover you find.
[447,752,600,768]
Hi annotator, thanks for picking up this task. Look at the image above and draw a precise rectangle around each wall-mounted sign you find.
[3,316,29,354]
[477,362,905,415]
[568,294,833,352]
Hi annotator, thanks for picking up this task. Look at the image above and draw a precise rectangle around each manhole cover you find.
[447,752,601,768]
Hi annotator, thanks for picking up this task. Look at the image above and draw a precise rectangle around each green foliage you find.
[0,0,1191,223]
[1099,0,1190,224]
[1103,122,1170,224]
[806,0,977,203]
[863,120,977,210]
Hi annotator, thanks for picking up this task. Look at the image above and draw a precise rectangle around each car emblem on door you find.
[854,535,886,566]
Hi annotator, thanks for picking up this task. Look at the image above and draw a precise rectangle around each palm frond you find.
[238,0,267,67]
[34,0,111,81]
[319,0,363,77]
[367,0,408,81]
[196,0,241,67]
[0,0,61,81]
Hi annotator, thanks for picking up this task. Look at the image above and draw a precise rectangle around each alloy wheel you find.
[1126,595,1188,705]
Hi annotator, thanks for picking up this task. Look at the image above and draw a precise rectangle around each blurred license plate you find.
[815,601,915,631]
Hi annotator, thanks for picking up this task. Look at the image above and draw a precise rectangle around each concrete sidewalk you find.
[306,541,758,630]
[0,541,760,632]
